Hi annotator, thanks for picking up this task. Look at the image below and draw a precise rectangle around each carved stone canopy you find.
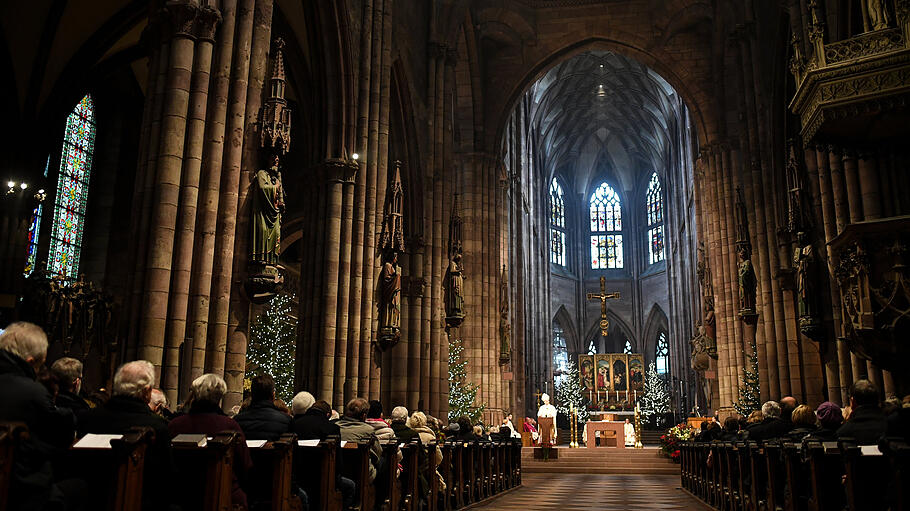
[830,216,910,372]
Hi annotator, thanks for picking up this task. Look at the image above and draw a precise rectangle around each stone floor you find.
[469,473,710,510]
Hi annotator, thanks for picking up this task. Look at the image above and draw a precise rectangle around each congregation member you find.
[0,322,82,511]
[169,373,253,510]
[805,401,842,442]
[719,417,740,441]
[837,379,887,444]
[409,411,445,494]
[784,405,818,442]
[389,405,419,442]
[234,373,293,441]
[78,360,174,510]
[149,388,175,420]
[51,357,90,414]
[748,401,794,441]
[366,400,396,443]
[336,397,383,482]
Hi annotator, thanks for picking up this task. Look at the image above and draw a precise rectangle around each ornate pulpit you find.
[538,417,555,447]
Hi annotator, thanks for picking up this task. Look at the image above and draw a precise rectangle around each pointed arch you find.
[583,310,634,354]
[552,305,578,353]
[642,303,670,370]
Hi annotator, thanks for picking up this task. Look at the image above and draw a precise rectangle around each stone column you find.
[138,1,199,370]
[333,166,357,405]
[161,6,221,403]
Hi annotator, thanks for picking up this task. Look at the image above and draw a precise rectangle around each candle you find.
[634,390,637,401]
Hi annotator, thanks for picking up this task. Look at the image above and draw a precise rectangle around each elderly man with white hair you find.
[0,321,82,511]
[78,359,175,509]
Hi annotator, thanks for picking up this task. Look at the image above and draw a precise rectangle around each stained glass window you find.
[549,178,567,265]
[553,321,568,375]
[24,157,51,277]
[623,339,633,354]
[646,172,665,264]
[588,339,597,355]
[589,181,623,269]
[48,95,96,279]
[656,331,669,374]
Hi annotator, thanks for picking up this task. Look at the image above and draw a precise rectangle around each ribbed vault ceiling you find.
[528,51,679,193]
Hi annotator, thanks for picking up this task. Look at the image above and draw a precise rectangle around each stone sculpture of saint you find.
[378,251,401,334]
[737,245,757,313]
[794,233,816,319]
[867,0,891,30]
[252,154,285,265]
[444,252,465,319]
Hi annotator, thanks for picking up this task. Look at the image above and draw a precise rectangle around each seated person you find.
[719,417,740,441]
[366,400,396,443]
[784,405,818,442]
[837,379,887,444]
[748,401,793,442]
[149,389,176,420]
[336,397,383,482]
[805,401,842,442]
[390,406,418,442]
[0,322,82,511]
[169,374,254,510]
[51,356,90,414]
[234,373,293,441]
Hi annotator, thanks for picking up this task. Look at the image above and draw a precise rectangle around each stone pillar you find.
[161,6,221,403]
[138,1,199,370]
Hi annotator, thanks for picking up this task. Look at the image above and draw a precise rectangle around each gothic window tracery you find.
[553,321,568,383]
[549,178,567,265]
[588,339,597,355]
[590,181,623,269]
[646,172,665,264]
[48,94,96,279]
[623,339,633,354]
[656,331,669,374]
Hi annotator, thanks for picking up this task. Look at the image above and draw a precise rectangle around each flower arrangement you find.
[659,423,694,463]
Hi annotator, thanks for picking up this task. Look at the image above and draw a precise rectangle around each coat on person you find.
[366,417,396,443]
[234,399,293,441]
[837,405,887,444]
[293,407,341,441]
[336,416,382,482]
[0,349,77,511]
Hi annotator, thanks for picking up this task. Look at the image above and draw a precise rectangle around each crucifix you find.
[587,276,620,337]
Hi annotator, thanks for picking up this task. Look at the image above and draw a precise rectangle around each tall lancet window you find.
[623,339,633,354]
[553,321,568,384]
[48,94,96,279]
[656,331,669,375]
[646,172,665,264]
[24,157,50,277]
[549,178,567,266]
[590,181,623,269]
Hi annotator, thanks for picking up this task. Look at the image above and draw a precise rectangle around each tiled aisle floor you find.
[470,473,710,510]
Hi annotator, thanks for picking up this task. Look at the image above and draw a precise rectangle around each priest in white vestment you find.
[624,418,636,446]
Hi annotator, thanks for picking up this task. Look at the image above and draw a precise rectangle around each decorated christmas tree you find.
[639,362,671,419]
[555,359,589,426]
[246,293,297,401]
[448,337,485,422]
[733,339,761,416]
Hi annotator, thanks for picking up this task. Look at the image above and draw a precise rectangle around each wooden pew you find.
[376,443,401,511]
[781,442,809,511]
[748,442,769,511]
[65,427,155,511]
[734,442,753,511]
[425,442,440,511]
[294,438,343,511]
[450,442,466,509]
[340,442,376,511]
[805,441,845,511]
[839,439,890,511]
[764,441,785,511]
[0,422,27,511]
[880,438,910,511]
[399,441,420,511]
[439,442,455,511]
[172,431,239,511]
[247,433,301,511]
[461,441,475,505]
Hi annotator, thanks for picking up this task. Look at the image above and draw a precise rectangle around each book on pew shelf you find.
[860,445,883,456]
[73,434,123,449]
[172,434,208,447]
[246,439,268,448]
[341,441,348,448]
[298,439,320,447]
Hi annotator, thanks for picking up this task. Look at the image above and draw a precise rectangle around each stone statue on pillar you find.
[867,0,891,30]
[377,161,405,350]
[734,188,757,319]
[445,196,466,328]
[499,265,511,364]
[246,38,290,304]
[794,231,822,339]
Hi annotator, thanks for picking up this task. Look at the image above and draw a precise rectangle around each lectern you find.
[538,417,555,447]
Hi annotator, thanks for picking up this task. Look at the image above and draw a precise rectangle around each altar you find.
[584,420,626,449]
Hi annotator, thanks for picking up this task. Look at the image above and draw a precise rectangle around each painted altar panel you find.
[628,354,644,391]
[578,355,595,393]
[610,354,628,392]
[594,354,612,392]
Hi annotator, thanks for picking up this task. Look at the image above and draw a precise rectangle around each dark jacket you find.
[293,408,341,441]
[391,420,419,442]
[0,349,76,511]
[168,401,254,510]
[234,400,293,441]
[56,389,91,414]
[837,405,887,444]
[784,425,817,443]
[885,407,910,442]
[748,417,793,442]
[77,395,173,509]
